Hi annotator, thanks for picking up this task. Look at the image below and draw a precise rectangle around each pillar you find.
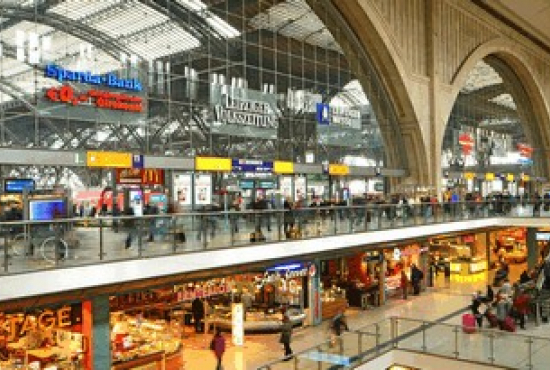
[419,244,429,291]
[91,295,111,370]
[486,231,492,270]
[308,260,322,326]
[378,257,386,306]
[527,227,538,271]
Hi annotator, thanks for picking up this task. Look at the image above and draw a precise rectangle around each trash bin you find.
[360,294,370,310]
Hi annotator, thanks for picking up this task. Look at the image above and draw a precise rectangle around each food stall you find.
[0,305,86,369]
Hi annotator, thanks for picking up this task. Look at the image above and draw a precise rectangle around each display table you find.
[321,298,348,320]
[450,258,487,275]
[504,251,527,264]
[112,351,164,370]
[208,312,306,333]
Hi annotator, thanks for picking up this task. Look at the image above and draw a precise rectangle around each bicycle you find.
[8,232,69,264]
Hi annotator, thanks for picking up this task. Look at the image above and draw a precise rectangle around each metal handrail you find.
[0,199,542,226]
[256,316,550,369]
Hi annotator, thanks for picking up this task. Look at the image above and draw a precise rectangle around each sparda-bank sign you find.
[44,64,143,92]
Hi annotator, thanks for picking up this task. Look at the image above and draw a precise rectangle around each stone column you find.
[308,260,323,326]
[91,295,111,370]
[527,227,539,271]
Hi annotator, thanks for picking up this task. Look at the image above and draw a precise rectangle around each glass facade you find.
[0,0,392,175]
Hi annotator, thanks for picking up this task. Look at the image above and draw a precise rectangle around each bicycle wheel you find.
[11,233,28,257]
[40,237,68,263]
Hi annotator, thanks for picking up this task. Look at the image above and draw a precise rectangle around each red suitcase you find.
[503,316,516,332]
[462,313,476,334]
[487,313,498,328]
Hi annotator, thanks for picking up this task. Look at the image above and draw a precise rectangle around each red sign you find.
[45,84,143,112]
[517,143,533,158]
[459,133,474,155]
[116,168,164,185]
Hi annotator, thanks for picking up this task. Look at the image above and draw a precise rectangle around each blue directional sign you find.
[231,159,273,173]
[132,154,144,169]
[316,103,330,125]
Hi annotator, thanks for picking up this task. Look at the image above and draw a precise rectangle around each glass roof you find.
[249,0,341,51]
[461,60,503,93]
[0,0,239,101]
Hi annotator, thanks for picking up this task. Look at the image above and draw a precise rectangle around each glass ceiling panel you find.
[48,1,122,21]
[250,0,340,51]
[490,93,516,110]
[0,20,54,43]
[461,60,502,93]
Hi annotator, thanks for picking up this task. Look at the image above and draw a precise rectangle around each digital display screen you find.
[29,199,66,221]
[257,181,275,189]
[239,180,255,189]
[537,233,550,241]
[4,179,35,193]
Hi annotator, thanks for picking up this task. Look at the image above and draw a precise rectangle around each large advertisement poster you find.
[295,176,306,202]
[173,173,192,207]
[194,174,212,206]
[280,177,293,199]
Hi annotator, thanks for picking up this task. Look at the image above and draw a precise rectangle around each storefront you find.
[430,234,488,276]
[493,228,527,264]
[0,304,87,369]
[383,244,428,298]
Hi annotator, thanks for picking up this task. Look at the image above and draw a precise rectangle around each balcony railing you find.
[0,200,545,274]
[257,316,550,369]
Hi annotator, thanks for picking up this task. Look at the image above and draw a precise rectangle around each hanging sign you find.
[195,157,231,172]
[459,133,474,155]
[485,173,495,181]
[87,151,132,168]
[464,172,476,180]
[506,173,515,182]
[274,161,294,174]
[329,164,349,176]
[231,159,273,173]
[116,169,164,185]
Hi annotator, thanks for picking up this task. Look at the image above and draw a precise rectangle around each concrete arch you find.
[446,38,550,178]
[317,0,429,185]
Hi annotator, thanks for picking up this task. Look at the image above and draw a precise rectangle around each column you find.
[378,257,386,306]
[308,260,322,326]
[527,227,538,271]
[91,295,111,370]
[419,244,429,291]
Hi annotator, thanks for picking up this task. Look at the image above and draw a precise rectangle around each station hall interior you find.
[4,0,550,369]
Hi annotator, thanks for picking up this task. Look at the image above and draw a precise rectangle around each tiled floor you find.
[180,285,473,370]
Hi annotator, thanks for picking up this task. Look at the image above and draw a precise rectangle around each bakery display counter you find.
[450,258,487,275]
[208,308,305,333]
[111,316,182,369]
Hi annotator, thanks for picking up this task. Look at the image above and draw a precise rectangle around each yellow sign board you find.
[329,164,349,176]
[506,173,514,182]
[273,161,294,174]
[87,151,132,168]
[485,173,495,181]
[464,172,475,180]
[522,174,530,182]
[195,156,231,172]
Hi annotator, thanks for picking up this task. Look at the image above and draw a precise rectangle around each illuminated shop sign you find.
[268,263,310,279]
[316,103,361,130]
[0,306,77,342]
[231,159,273,173]
[214,94,278,129]
[45,85,143,113]
[44,64,143,92]
[116,168,165,185]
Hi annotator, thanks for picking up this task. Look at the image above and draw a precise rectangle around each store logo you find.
[214,94,278,129]
[45,64,143,92]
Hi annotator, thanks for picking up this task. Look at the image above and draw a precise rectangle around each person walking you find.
[470,292,484,328]
[400,270,409,300]
[210,329,226,370]
[280,316,293,360]
[411,264,424,295]
[330,311,349,351]
[192,297,205,333]
[495,294,511,330]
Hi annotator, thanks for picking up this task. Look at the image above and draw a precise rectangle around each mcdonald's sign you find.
[116,169,164,185]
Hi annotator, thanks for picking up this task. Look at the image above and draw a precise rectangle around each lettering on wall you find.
[44,64,142,92]
[0,306,75,342]
[214,94,278,129]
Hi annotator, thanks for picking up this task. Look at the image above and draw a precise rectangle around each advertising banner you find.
[173,173,192,207]
[295,176,306,202]
[194,174,212,206]
[37,64,147,125]
[209,84,279,139]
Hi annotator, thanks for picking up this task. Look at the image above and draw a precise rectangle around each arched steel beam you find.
[1,5,139,60]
